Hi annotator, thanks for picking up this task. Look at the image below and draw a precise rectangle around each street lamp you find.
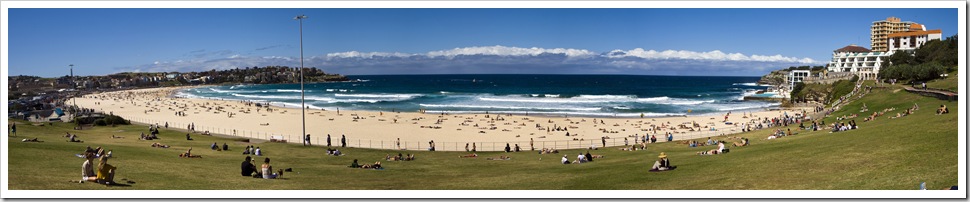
[295,14,308,146]
[70,64,76,107]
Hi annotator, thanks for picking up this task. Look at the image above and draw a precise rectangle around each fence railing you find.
[116,114,745,152]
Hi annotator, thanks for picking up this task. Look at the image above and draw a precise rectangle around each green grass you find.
[926,69,958,92]
[7,85,958,190]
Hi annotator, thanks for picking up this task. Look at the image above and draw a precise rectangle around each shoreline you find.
[72,86,809,151]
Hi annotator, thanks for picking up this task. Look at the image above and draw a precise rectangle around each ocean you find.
[176,74,778,118]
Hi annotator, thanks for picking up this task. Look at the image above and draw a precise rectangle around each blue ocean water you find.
[176,74,778,117]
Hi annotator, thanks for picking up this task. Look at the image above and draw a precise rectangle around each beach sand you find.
[72,86,809,151]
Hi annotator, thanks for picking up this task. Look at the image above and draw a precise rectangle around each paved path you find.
[904,86,958,100]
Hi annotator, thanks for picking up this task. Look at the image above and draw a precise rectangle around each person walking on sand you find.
[327,134,331,147]
[396,138,401,150]
[341,134,346,147]
[601,137,607,148]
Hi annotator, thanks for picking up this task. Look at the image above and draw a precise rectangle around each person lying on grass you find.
[151,142,170,148]
[697,149,721,155]
[733,138,749,147]
[179,147,202,158]
[486,155,511,160]
[360,161,383,169]
[459,153,478,158]
[22,138,41,142]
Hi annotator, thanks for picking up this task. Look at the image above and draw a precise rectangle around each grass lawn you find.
[6,85,958,190]
[926,69,959,92]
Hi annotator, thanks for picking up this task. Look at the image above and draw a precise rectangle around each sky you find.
[6,7,959,77]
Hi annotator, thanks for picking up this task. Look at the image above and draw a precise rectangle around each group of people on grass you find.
[241,156,285,179]
[211,142,229,151]
[242,145,262,156]
[386,153,415,161]
[561,151,601,164]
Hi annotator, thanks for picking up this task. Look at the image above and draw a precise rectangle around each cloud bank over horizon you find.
[120,45,822,76]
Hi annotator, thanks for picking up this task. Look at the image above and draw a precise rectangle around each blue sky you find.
[7,8,958,77]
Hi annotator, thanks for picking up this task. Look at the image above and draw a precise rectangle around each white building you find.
[888,23,943,52]
[826,45,887,81]
[788,70,811,91]
[828,18,944,81]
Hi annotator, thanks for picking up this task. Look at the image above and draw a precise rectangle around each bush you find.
[102,115,130,125]
[94,119,107,126]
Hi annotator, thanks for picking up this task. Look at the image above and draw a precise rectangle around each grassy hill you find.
[6,84,958,190]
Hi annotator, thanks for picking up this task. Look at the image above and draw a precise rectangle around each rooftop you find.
[834,45,871,53]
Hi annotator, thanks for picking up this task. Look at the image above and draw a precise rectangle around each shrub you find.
[94,119,107,126]
[102,115,130,125]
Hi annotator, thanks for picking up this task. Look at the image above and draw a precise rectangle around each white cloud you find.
[122,46,821,76]
[605,48,816,64]
[425,46,597,58]
[326,51,412,59]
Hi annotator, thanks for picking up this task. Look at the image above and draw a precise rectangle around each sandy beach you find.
[72,86,809,151]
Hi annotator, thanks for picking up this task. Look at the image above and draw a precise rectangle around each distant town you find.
[8,66,348,111]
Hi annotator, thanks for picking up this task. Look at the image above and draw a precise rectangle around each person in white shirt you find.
[561,155,570,164]
[577,153,586,163]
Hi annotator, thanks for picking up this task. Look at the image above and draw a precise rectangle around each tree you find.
[790,82,805,101]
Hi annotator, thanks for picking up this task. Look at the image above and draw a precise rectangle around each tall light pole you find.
[70,64,76,107]
[295,14,308,146]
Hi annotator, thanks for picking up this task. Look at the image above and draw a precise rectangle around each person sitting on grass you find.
[96,155,117,185]
[261,158,283,179]
[222,143,229,151]
[77,152,98,183]
[211,142,219,150]
[585,151,594,162]
[349,159,361,168]
[574,153,587,164]
[404,153,415,161]
[254,147,262,156]
[186,133,193,140]
[241,156,257,177]
[561,155,570,164]
[650,152,676,171]
[459,153,478,158]
[68,134,83,143]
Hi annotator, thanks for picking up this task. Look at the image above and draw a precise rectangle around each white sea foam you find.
[546,94,560,98]
[419,104,599,111]
[334,93,422,99]
[576,95,635,99]
[423,110,685,118]
[277,89,303,93]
